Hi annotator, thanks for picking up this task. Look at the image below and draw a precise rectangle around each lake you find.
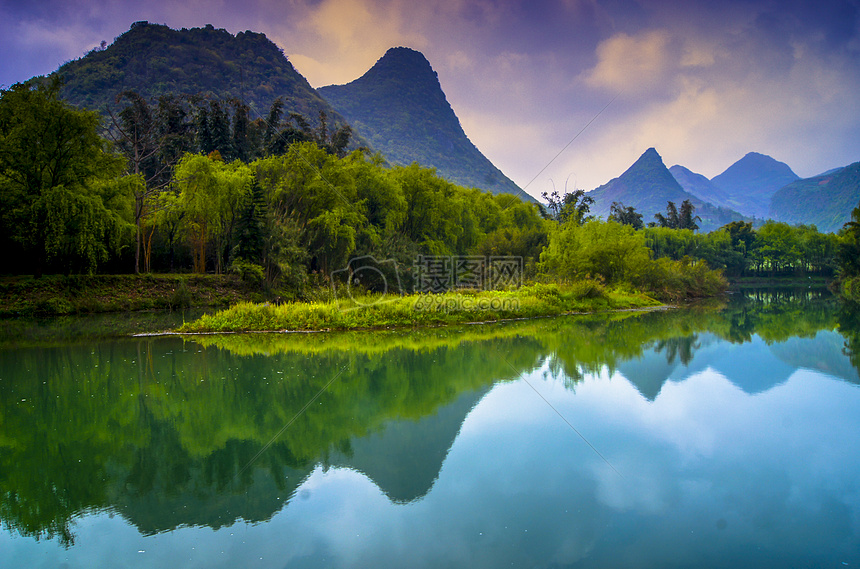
[1,288,859,568]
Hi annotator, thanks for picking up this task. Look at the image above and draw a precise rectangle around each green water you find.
[1,289,859,568]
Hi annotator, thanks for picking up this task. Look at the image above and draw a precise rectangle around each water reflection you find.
[1,288,859,568]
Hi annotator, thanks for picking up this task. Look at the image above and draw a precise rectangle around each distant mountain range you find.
[318,47,532,201]
[592,148,859,233]
[587,148,746,232]
[769,162,860,233]
[708,152,800,218]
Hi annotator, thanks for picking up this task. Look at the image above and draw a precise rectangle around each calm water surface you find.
[1,289,859,568]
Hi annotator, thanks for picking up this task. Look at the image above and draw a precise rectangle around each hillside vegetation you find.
[769,163,860,233]
[319,47,531,201]
[55,21,349,131]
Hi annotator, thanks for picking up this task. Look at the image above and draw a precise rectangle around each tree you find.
[654,201,680,229]
[540,219,651,284]
[0,79,132,275]
[678,199,701,231]
[839,203,860,278]
[609,201,644,229]
[541,189,594,225]
[171,153,252,273]
[106,90,175,273]
[653,200,700,231]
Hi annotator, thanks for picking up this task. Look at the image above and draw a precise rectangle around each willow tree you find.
[0,78,132,275]
[171,153,252,273]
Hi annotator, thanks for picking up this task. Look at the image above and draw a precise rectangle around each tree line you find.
[1,79,856,299]
[0,80,546,295]
[611,198,845,278]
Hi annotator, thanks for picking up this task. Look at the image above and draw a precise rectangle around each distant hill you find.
[53,21,348,129]
[669,165,732,207]
[710,152,799,218]
[769,162,860,233]
[587,148,745,232]
[318,47,533,202]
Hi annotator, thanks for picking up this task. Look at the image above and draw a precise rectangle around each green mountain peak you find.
[319,47,532,201]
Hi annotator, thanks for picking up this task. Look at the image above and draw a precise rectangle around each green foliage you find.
[230,259,265,286]
[178,284,657,333]
[540,219,727,299]
[839,202,860,280]
[540,219,652,285]
[170,153,253,273]
[609,201,644,229]
[653,199,700,230]
[0,79,133,275]
[644,221,838,279]
[542,189,594,225]
[638,257,727,300]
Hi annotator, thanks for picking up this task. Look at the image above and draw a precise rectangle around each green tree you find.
[609,201,644,230]
[171,153,253,273]
[839,203,860,278]
[678,199,701,231]
[653,201,680,229]
[540,219,651,284]
[542,189,594,225]
[0,79,132,275]
[106,90,178,273]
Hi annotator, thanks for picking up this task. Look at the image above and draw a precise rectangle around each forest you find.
[1,79,857,303]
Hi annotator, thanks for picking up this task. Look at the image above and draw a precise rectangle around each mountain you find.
[669,164,733,208]
[318,47,533,202]
[53,21,348,129]
[587,148,745,232]
[769,162,860,233]
[710,152,800,218]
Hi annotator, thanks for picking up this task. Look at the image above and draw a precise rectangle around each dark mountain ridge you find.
[319,47,533,201]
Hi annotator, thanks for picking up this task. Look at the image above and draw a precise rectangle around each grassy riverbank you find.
[0,274,269,317]
[176,282,662,333]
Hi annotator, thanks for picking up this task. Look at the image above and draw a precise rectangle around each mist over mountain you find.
[587,148,745,232]
[318,47,532,202]
[709,152,800,218]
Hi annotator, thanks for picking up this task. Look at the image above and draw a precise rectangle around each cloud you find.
[584,29,674,95]
[1,0,858,195]
[277,0,429,87]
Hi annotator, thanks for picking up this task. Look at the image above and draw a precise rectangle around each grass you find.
[0,274,269,317]
[177,282,662,333]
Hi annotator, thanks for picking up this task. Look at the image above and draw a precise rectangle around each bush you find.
[169,280,193,309]
[230,259,265,286]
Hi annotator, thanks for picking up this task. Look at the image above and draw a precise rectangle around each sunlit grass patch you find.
[176,283,662,333]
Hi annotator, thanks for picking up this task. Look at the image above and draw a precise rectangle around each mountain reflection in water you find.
[0,287,858,568]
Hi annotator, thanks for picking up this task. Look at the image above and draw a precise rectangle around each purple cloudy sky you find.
[2,0,859,198]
